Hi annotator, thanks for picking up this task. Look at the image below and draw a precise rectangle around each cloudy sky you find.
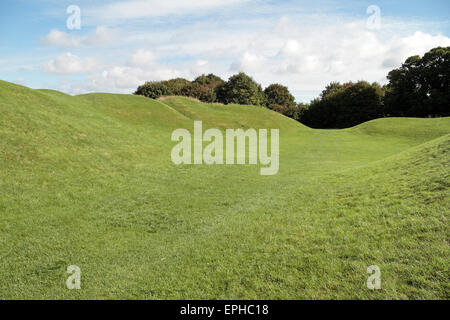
[1,0,449,102]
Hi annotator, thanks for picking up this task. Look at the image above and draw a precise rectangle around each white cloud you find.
[382,31,450,69]
[45,53,100,75]
[223,16,450,101]
[129,49,157,66]
[36,4,450,102]
[40,26,121,48]
[85,65,183,92]
[189,60,210,76]
[278,39,302,57]
[40,29,81,48]
[64,57,219,94]
[230,52,266,73]
[84,50,186,91]
[50,50,211,94]
[83,26,122,46]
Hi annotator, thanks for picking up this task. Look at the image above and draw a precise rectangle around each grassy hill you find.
[0,80,448,299]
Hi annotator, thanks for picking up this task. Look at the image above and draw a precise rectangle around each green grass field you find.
[0,80,449,299]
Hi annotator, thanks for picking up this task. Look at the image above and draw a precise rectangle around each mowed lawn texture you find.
[0,80,449,299]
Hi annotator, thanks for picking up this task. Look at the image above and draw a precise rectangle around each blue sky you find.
[1,0,449,102]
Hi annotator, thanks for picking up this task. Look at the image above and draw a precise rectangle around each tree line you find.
[134,47,450,128]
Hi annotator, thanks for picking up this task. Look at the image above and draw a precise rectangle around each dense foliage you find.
[216,72,265,106]
[134,75,224,103]
[134,81,172,99]
[134,47,449,128]
[301,81,384,129]
[264,84,296,109]
[384,47,450,117]
[193,73,225,103]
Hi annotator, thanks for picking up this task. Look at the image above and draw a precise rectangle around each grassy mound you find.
[0,81,448,299]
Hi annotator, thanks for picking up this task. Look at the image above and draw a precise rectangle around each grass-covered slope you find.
[0,80,449,299]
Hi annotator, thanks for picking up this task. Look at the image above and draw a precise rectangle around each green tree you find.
[264,83,296,109]
[384,46,450,117]
[134,81,172,99]
[180,82,202,99]
[217,72,264,105]
[193,74,224,87]
[163,78,192,96]
[300,81,384,128]
[193,74,225,103]
[271,103,306,121]
[320,81,344,99]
